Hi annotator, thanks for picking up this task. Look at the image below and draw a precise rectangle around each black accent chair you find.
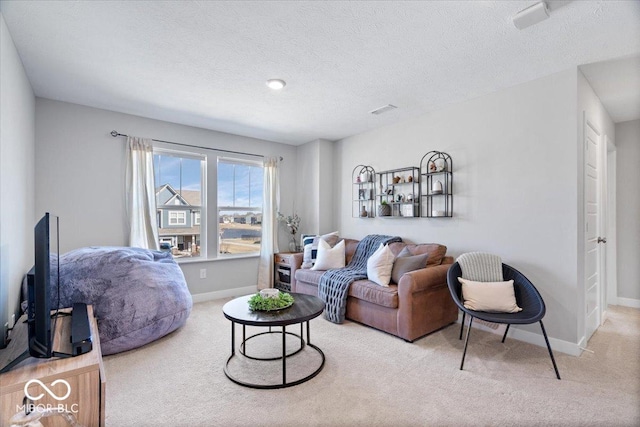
[447,262,561,380]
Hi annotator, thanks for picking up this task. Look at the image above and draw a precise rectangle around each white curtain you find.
[125,136,160,250]
[257,157,280,289]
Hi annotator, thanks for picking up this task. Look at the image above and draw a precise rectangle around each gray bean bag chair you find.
[53,246,192,355]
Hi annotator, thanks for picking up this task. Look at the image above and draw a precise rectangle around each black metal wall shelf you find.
[375,167,420,218]
[352,165,376,218]
[419,151,453,218]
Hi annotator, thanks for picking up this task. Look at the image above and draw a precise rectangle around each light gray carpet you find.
[104,300,640,426]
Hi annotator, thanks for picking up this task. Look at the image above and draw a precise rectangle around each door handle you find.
[597,237,607,244]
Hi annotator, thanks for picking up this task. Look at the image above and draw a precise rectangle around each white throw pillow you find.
[367,244,396,287]
[301,231,340,269]
[458,278,523,313]
[311,239,346,270]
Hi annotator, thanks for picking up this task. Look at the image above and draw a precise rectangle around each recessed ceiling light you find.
[266,79,286,90]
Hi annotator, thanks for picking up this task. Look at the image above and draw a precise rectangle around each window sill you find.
[175,254,260,264]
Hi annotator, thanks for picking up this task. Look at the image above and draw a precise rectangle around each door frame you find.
[583,114,606,342]
[604,135,617,318]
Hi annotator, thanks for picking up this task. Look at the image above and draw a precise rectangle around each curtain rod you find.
[110,130,282,161]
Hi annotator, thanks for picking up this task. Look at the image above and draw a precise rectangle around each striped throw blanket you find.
[318,234,402,323]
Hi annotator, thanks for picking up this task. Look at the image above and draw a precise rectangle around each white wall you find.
[615,119,640,303]
[295,139,335,236]
[34,99,297,296]
[334,69,580,346]
[0,14,35,340]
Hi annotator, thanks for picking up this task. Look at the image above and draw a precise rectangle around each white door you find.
[584,118,603,341]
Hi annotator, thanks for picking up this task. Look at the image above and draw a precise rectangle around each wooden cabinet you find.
[274,252,303,292]
[0,306,105,427]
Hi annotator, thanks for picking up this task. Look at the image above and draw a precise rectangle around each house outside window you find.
[218,158,263,256]
[194,211,201,225]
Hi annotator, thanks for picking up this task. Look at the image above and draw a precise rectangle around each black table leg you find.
[307,320,311,344]
[231,321,235,356]
[282,325,287,384]
[243,324,246,355]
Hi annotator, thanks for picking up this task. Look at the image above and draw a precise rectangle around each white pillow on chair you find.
[458,278,523,313]
[311,239,345,270]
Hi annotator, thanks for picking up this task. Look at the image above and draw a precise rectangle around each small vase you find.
[289,235,298,252]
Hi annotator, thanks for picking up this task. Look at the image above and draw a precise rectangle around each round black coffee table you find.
[222,293,325,389]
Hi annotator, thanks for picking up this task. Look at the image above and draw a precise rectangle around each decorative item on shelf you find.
[407,175,413,182]
[356,175,361,183]
[378,200,392,216]
[360,205,368,217]
[407,192,414,202]
[432,180,443,194]
[436,159,446,172]
[385,186,394,195]
[429,161,437,172]
[277,211,301,252]
[401,204,415,217]
[397,193,405,203]
[360,170,371,183]
[393,176,401,184]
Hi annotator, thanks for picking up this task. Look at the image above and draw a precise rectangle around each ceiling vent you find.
[369,104,398,115]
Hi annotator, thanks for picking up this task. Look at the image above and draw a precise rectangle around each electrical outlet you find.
[200,269,207,279]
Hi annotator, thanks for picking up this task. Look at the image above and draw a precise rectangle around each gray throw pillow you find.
[391,252,429,284]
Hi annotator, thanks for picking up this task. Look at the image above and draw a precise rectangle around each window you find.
[169,211,187,225]
[154,151,204,259]
[217,158,263,256]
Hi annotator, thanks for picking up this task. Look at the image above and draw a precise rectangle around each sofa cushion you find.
[301,231,340,269]
[391,252,429,284]
[367,244,396,287]
[389,242,447,266]
[312,239,345,270]
[348,280,399,308]
[295,268,325,286]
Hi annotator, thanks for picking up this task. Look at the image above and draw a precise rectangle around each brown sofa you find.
[292,238,458,342]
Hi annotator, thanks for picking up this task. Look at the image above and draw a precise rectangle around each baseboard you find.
[191,285,258,303]
[615,297,640,309]
[457,314,582,356]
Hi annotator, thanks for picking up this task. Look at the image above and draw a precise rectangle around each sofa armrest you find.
[397,264,450,298]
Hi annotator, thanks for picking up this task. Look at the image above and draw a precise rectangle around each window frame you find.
[168,210,187,225]
[151,144,264,262]
[216,156,264,258]
[153,147,207,260]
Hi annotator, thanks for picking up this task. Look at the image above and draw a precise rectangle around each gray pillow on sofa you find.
[391,251,429,284]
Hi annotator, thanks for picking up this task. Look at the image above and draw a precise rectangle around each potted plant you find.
[377,200,391,217]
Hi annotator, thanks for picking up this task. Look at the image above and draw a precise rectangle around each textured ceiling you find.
[1,1,639,145]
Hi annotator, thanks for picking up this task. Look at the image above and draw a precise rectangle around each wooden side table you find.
[274,252,303,292]
[0,306,105,427]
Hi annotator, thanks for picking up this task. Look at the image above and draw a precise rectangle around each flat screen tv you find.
[0,213,59,372]
[28,212,60,358]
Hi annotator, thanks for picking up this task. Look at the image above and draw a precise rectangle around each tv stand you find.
[0,305,105,426]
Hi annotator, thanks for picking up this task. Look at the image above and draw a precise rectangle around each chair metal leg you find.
[539,320,561,380]
[501,324,510,343]
[460,316,473,370]
[459,311,466,340]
